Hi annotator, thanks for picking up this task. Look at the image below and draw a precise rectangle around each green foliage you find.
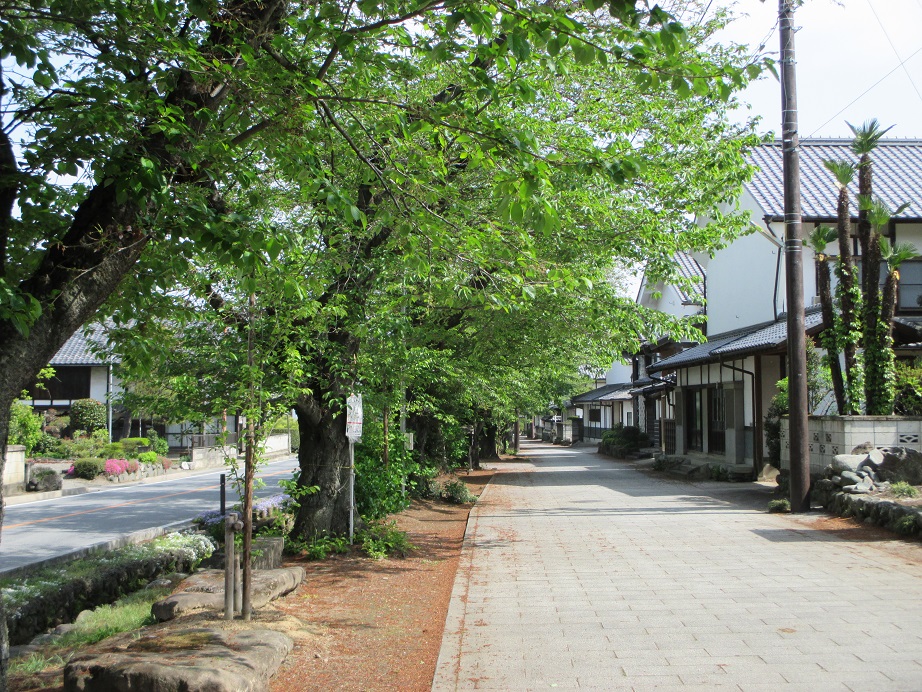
[53,586,172,650]
[32,432,66,457]
[72,458,105,480]
[768,499,791,513]
[600,424,649,457]
[291,533,351,560]
[69,399,107,433]
[148,429,169,456]
[890,481,919,499]
[138,451,158,465]
[62,429,110,460]
[9,401,43,455]
[652,456,683,472]
[354,418,417,521]
[119,437,150,458]
[103,442,125,458]
[894,360,922,416]
[441,478,477,504]
[891,514,919,536]
[357,521,416,560]
[703,464,730,482]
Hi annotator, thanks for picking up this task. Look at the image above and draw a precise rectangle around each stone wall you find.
[189,445,238,470]
[262,433,291,458]
[780,416,922,474]
[3,444,26,491]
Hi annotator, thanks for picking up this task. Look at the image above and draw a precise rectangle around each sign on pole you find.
[346,394,363,441]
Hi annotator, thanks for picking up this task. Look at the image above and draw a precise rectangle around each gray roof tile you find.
[648,307,824,373]
[748,139,922,220]
[571,382,633,403]
[50,324,116,366]
[673,251,705,303]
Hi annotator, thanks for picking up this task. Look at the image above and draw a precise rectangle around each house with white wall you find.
[644,139,922,475]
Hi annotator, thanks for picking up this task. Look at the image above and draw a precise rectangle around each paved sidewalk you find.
[434,441,922,690]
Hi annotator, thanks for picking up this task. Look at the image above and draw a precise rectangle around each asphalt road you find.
[0,457,299,574]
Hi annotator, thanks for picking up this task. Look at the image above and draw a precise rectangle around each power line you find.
[865,0,922,105]
[808,44,922,137]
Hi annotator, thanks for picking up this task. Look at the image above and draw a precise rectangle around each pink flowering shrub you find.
[104,458,129,475]
[161,458,172,470]
[126,460,139,473]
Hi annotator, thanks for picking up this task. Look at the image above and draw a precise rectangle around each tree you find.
[804,225,845,413]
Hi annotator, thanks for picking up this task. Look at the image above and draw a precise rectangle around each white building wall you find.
[605,361,632,384]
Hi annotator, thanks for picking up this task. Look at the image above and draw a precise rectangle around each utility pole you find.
[779,0,811,512]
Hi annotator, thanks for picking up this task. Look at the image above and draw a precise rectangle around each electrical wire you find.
[807,44,922,137]
[865,0,922,105]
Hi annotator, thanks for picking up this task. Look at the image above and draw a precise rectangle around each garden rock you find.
[876,447,922,485]
[151,567,305,622]
[839,470,862,485]
[63,626,292,692]
[851,442,875,454]
[832,454,865,473]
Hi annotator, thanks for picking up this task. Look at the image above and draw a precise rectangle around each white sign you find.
[346,394,363,441]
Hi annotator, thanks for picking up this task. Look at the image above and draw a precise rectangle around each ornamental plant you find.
[69,399,106,433]
[104,458,129,476]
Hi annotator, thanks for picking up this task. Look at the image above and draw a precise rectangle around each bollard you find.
[220,473,226,516]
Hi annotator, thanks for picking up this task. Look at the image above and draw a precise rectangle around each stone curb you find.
[0,519,197,579]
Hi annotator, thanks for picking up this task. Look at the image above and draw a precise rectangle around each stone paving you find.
[433,441,922,691]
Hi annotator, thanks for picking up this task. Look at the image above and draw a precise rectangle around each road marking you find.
[5,467,294,530]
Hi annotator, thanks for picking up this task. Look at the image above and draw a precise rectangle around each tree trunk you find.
[835,186,861,413]
[478,419,499,462]
[291,389,353,540]
[817,256,846,413]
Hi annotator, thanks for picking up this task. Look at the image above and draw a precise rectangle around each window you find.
[626,411,633,426]
[588,408,601,423]
[28,367,91,401]
[685,389,703,452]
[898,260,922,311]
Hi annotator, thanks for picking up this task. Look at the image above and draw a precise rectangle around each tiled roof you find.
[673,251,705,303]
[647,307,825,373]
[748,139,922,221]
[50,324,117,366]
[571,383,633,403]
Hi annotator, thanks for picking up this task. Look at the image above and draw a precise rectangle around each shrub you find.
[32,432,66,457]
[441,478,476,504]
[161,458,172,471]
[104,458,130,476]
[43,409,69,437]
[63,429,110,460]
[599,424,649,457]
[138,451,158,465]
[147,429,169,456]
[358,521,415,559]
[126,459,139,473]
[354,421,415,521]
[102,442,125,458]
[70,399,107,433]
[894,359,922,416]
[9,401,43,455]
[891,514,919,536]
[118,437,150,459]
[891,481,919,499]
[768,498,791,513]
[73,458,105,479]
[290,533,350,560]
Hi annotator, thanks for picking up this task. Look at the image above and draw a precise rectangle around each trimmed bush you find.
[599,424,649,458]
[137,451,158,465]
[102,442,125,459]
[9,401,42,455]
[118,437,150,458]
[32,432,66,457]
[72,458,105,479]
[161,458,172,471]
[69,399,106,433]
[441,478,476,504]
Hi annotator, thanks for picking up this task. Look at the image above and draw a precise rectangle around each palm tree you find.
[879,237,916,333]
[805,225,846,413]
[823,158,861,413]
[863,197,910,414]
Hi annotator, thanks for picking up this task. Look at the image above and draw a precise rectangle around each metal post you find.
[348,441,355,543]
[224,511,237,620]
[220,473,226,516]
[780,0,811,512]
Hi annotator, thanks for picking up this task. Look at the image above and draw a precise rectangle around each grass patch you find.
[54,586,172,650]
[890,481,919,499]
[358,521,416,560]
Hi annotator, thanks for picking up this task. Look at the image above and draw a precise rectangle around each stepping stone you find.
[64,626,292,691]
[151,567,304,622]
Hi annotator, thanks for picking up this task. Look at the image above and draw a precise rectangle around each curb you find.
[0,518,197,579]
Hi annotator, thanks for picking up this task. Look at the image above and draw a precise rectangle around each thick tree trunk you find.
[291,392,352,540]
[478,419,500,461]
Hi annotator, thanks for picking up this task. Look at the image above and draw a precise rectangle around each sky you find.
[710,0,922,139]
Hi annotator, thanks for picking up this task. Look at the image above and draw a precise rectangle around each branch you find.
[0,70,18,277]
